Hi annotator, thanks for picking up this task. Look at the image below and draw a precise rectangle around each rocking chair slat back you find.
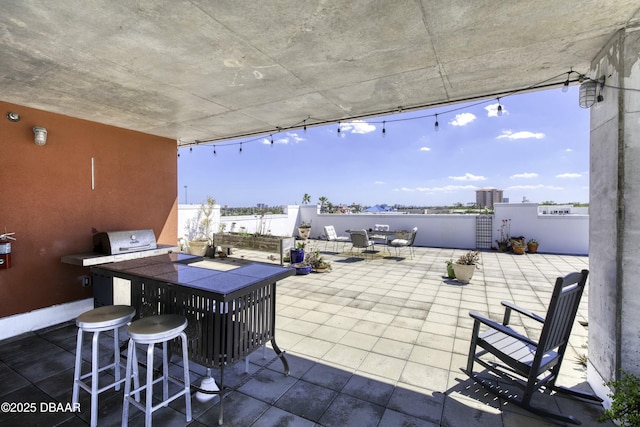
[537,272,587,355]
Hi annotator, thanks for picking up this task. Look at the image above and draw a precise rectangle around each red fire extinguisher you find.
[0,232,15,269]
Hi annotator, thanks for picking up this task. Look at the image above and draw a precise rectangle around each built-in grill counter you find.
[61,229,179,267]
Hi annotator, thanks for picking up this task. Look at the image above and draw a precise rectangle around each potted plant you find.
[510,236,526,255]
[291,249,312,275]
[527,238,539,253]
[599,370,640,426]
[309,249,332,272]
[297,220,312,240]
[290,241,306,264]
[495,219,511,252]
[445,259,456,279]
[452,250,480,283]
[186,196,216,256]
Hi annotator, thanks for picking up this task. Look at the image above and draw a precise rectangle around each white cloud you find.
[449,112,476,126]
[419,147,431,152]
[507,184,564,190]
[497,130,545,140]
[485,103,508,117]
[510,172,539,179]
[556,173,582,178]
[262,132,305,145]
[395,184,478,193]
[565,148,573,152]
[374,181,385,185]
[449,173,486,181]
[339,120,376,134]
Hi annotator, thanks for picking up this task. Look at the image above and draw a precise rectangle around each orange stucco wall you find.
[0,101,177,318]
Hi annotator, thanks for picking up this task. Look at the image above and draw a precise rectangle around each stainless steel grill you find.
[92,229,157,255]
[61,229,177,267]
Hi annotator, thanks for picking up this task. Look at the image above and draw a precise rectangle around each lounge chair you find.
[388,227,417,259]
[323,225,349,252]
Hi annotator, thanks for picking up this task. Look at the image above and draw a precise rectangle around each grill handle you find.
[119,243,152,251]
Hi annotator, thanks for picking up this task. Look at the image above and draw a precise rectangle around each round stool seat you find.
[128,314,187,344]
[76,305,136,330]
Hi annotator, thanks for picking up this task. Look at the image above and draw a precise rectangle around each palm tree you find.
[302,193,311,205]
[318,196,328,212]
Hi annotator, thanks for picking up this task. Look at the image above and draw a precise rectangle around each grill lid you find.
[93,229,157,255]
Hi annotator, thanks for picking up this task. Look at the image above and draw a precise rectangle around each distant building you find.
[476,188,503,208]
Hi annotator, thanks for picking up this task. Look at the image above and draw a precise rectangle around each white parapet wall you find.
[177,202,588,255]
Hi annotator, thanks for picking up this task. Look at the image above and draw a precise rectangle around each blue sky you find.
[178,86,589,207]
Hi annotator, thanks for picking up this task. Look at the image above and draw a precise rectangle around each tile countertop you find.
[91,254,295,299]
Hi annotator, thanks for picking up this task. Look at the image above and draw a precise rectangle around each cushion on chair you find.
[390,239,409,246]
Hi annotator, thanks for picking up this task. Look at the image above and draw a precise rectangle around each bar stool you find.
[72,305,136,427]
[122,314,192,427]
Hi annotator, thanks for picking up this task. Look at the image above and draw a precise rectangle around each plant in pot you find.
[309,249,331,272]
[452,250,480,283]
[445,259,456,279]
[510,236,526,255]
[185,196,216,256]
[495,219,511,252]
[297,220,312,240]
[599,370,640,426]
[290,241,306,264]
[527,238,539,253]
[291,247,312,275]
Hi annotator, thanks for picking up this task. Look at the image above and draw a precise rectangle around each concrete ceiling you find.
[2,1,639,146]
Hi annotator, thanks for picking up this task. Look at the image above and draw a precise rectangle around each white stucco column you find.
[588,25,640,400]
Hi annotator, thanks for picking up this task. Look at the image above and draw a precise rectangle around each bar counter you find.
[91,253,295,423]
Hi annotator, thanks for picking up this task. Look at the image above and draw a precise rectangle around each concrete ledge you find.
[0,298,93,341]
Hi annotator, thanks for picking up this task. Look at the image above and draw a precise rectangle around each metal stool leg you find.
[181,332,192,422]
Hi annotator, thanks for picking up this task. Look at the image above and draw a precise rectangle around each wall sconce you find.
[579,76,605,108]
[33,127,47,146]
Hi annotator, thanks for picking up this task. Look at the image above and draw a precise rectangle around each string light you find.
[189,147,192,153]
[562,72,570,93]
[183,70,585,154]
[213,146,217,156]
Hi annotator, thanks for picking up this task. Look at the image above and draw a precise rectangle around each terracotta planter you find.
[512,245,526,255]
[527,243,539,253]
[452,263,475,283]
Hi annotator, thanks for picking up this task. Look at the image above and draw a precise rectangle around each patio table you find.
[91,253,295,424]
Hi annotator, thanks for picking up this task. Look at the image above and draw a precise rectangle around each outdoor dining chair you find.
[348,229,375,259]
[463,269,602,425]
[388,227,417,259]
[323,225,350,252]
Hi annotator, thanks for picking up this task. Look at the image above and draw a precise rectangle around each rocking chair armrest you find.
[469,311,539,347]
[501,301,545,324]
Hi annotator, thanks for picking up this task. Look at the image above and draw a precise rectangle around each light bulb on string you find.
[270,135,274,147]
[497,98,503,117]
[562,72,570,93]
[189,147,193,153]
[434,114,439,132]
[337,121,341,136]
[382,121,386,137]
[303,120,307,133]
[177,149,180,158]
[213,146,217,156]
[239,143,242,154]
